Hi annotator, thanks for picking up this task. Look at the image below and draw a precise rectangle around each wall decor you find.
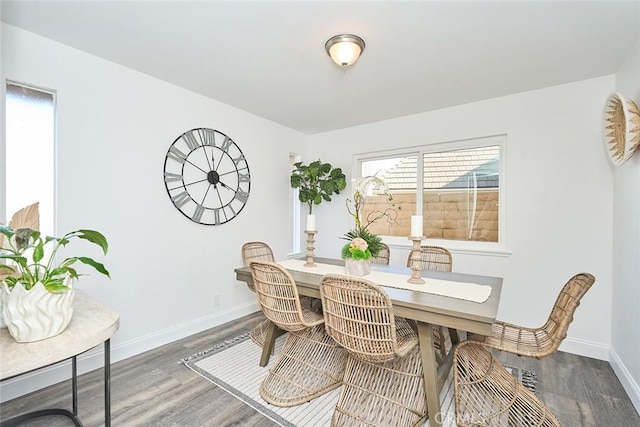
[164,128,251,225]
[602,92,640,166]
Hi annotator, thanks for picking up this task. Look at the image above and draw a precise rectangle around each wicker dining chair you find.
[241,242,275,291]
[406,245,454,363]
[454,341,561,426]
[370,242,391,265]
[320,274,427,427]
[406,245,453,272]
[250,261,347,407]
[241,241,277,349]
[469,272,596,358]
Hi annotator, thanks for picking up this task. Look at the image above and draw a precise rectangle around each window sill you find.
[384,236,512,257]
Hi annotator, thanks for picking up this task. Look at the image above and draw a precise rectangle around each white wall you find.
[310,76,615,360]
[1,21,631,405]
[0,24,309,400]
[611,38,640,412]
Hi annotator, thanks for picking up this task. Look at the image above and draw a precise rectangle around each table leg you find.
[72,356,78,416]
[259,322,278,367]
[1,358,84,427]
[417,321,442,427]
[447,327,460,346]
[105,339,111,427]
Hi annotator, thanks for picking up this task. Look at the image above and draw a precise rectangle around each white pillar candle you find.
[306,214,316,231]
[411,215,423,237]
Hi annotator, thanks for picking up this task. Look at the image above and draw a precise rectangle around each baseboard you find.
[609,347,640,414]
[558,336,610,361]
[0,301,260,402]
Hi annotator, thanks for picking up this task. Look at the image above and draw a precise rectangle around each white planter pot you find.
[0,285,6,329]
[344,258,371,277]
[1,280,74,343]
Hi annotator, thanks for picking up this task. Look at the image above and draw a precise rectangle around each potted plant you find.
[0,203,110,342]
[290,159,346,230]
[341,174,396,276]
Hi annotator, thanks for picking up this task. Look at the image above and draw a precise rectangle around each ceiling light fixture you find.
[325,34,365,68]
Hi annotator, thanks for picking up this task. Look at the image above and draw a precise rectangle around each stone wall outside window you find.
[360,189,499,242]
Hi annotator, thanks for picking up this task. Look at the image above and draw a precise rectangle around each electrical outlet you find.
[213,294,221,307]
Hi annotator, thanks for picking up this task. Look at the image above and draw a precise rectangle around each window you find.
[4,82,55,234]
[355,135,506,253]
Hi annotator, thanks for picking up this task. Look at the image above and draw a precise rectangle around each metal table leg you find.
[105,339,111,427]
[1,339,113,427]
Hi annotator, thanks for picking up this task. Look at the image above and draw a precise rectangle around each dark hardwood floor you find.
[1,312,638,426]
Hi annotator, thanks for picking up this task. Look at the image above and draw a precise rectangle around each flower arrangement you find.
[347,175,393,230]
[342,237,371,260]
[341,174,396,260]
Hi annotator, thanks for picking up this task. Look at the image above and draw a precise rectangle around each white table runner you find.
[277,259,491,303]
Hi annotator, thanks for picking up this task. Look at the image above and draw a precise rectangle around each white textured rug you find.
[180,333,457,426]
[181,332,536,426]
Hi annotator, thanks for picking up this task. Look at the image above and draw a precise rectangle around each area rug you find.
[180,332,537,427]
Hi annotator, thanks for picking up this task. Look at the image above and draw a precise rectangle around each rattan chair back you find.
[250,261,322,332]
[242,242,275,348]
[370,242,391,265]
[542,272,596,352]
[242,241,275,266]
[241,241,275,293]
[406,245,452,272]
[320,274,411,363]
[474,272,596,358]
[322,275,426,425]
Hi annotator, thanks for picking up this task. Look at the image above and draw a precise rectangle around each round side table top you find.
[1,290,120,380]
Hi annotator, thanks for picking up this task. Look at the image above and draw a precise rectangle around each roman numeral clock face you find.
[163,128,250,225]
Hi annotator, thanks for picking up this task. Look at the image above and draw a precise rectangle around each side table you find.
[1,290,120,427]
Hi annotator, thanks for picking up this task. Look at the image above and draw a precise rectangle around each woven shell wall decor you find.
[602,92,640,166]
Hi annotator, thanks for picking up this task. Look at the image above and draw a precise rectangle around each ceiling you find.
[1,1,639,135]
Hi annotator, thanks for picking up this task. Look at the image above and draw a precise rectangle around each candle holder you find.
[407,236,425,284]
[304,230,317,267]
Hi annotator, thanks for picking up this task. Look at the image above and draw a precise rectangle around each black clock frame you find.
[163,128,251,225]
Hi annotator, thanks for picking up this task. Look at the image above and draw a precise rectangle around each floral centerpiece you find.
[342,237,371,260]
[341,174,395,275]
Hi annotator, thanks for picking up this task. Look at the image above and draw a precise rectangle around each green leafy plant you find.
[290,160,347,214]
[0,204,109,292]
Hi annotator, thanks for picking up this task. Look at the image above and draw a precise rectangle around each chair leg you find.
[260,325,347,407]
[332,347,427,427]
[453,342,561,427]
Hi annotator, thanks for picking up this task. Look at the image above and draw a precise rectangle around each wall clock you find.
[163,128,250,225]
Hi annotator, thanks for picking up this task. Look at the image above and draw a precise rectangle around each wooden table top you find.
[235,257,502,335]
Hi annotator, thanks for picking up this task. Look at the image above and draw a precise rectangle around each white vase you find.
[344,258,371,277]
[0,285,6,329]
[1,279,74,342]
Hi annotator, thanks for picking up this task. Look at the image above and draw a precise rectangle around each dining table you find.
[234,257,502,427]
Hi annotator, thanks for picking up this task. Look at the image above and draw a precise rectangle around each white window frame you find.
[288,152,301,256]
[3,81,57,236]
[353,134,509,256]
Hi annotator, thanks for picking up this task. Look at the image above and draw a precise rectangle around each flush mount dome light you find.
[325,34,365,68]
